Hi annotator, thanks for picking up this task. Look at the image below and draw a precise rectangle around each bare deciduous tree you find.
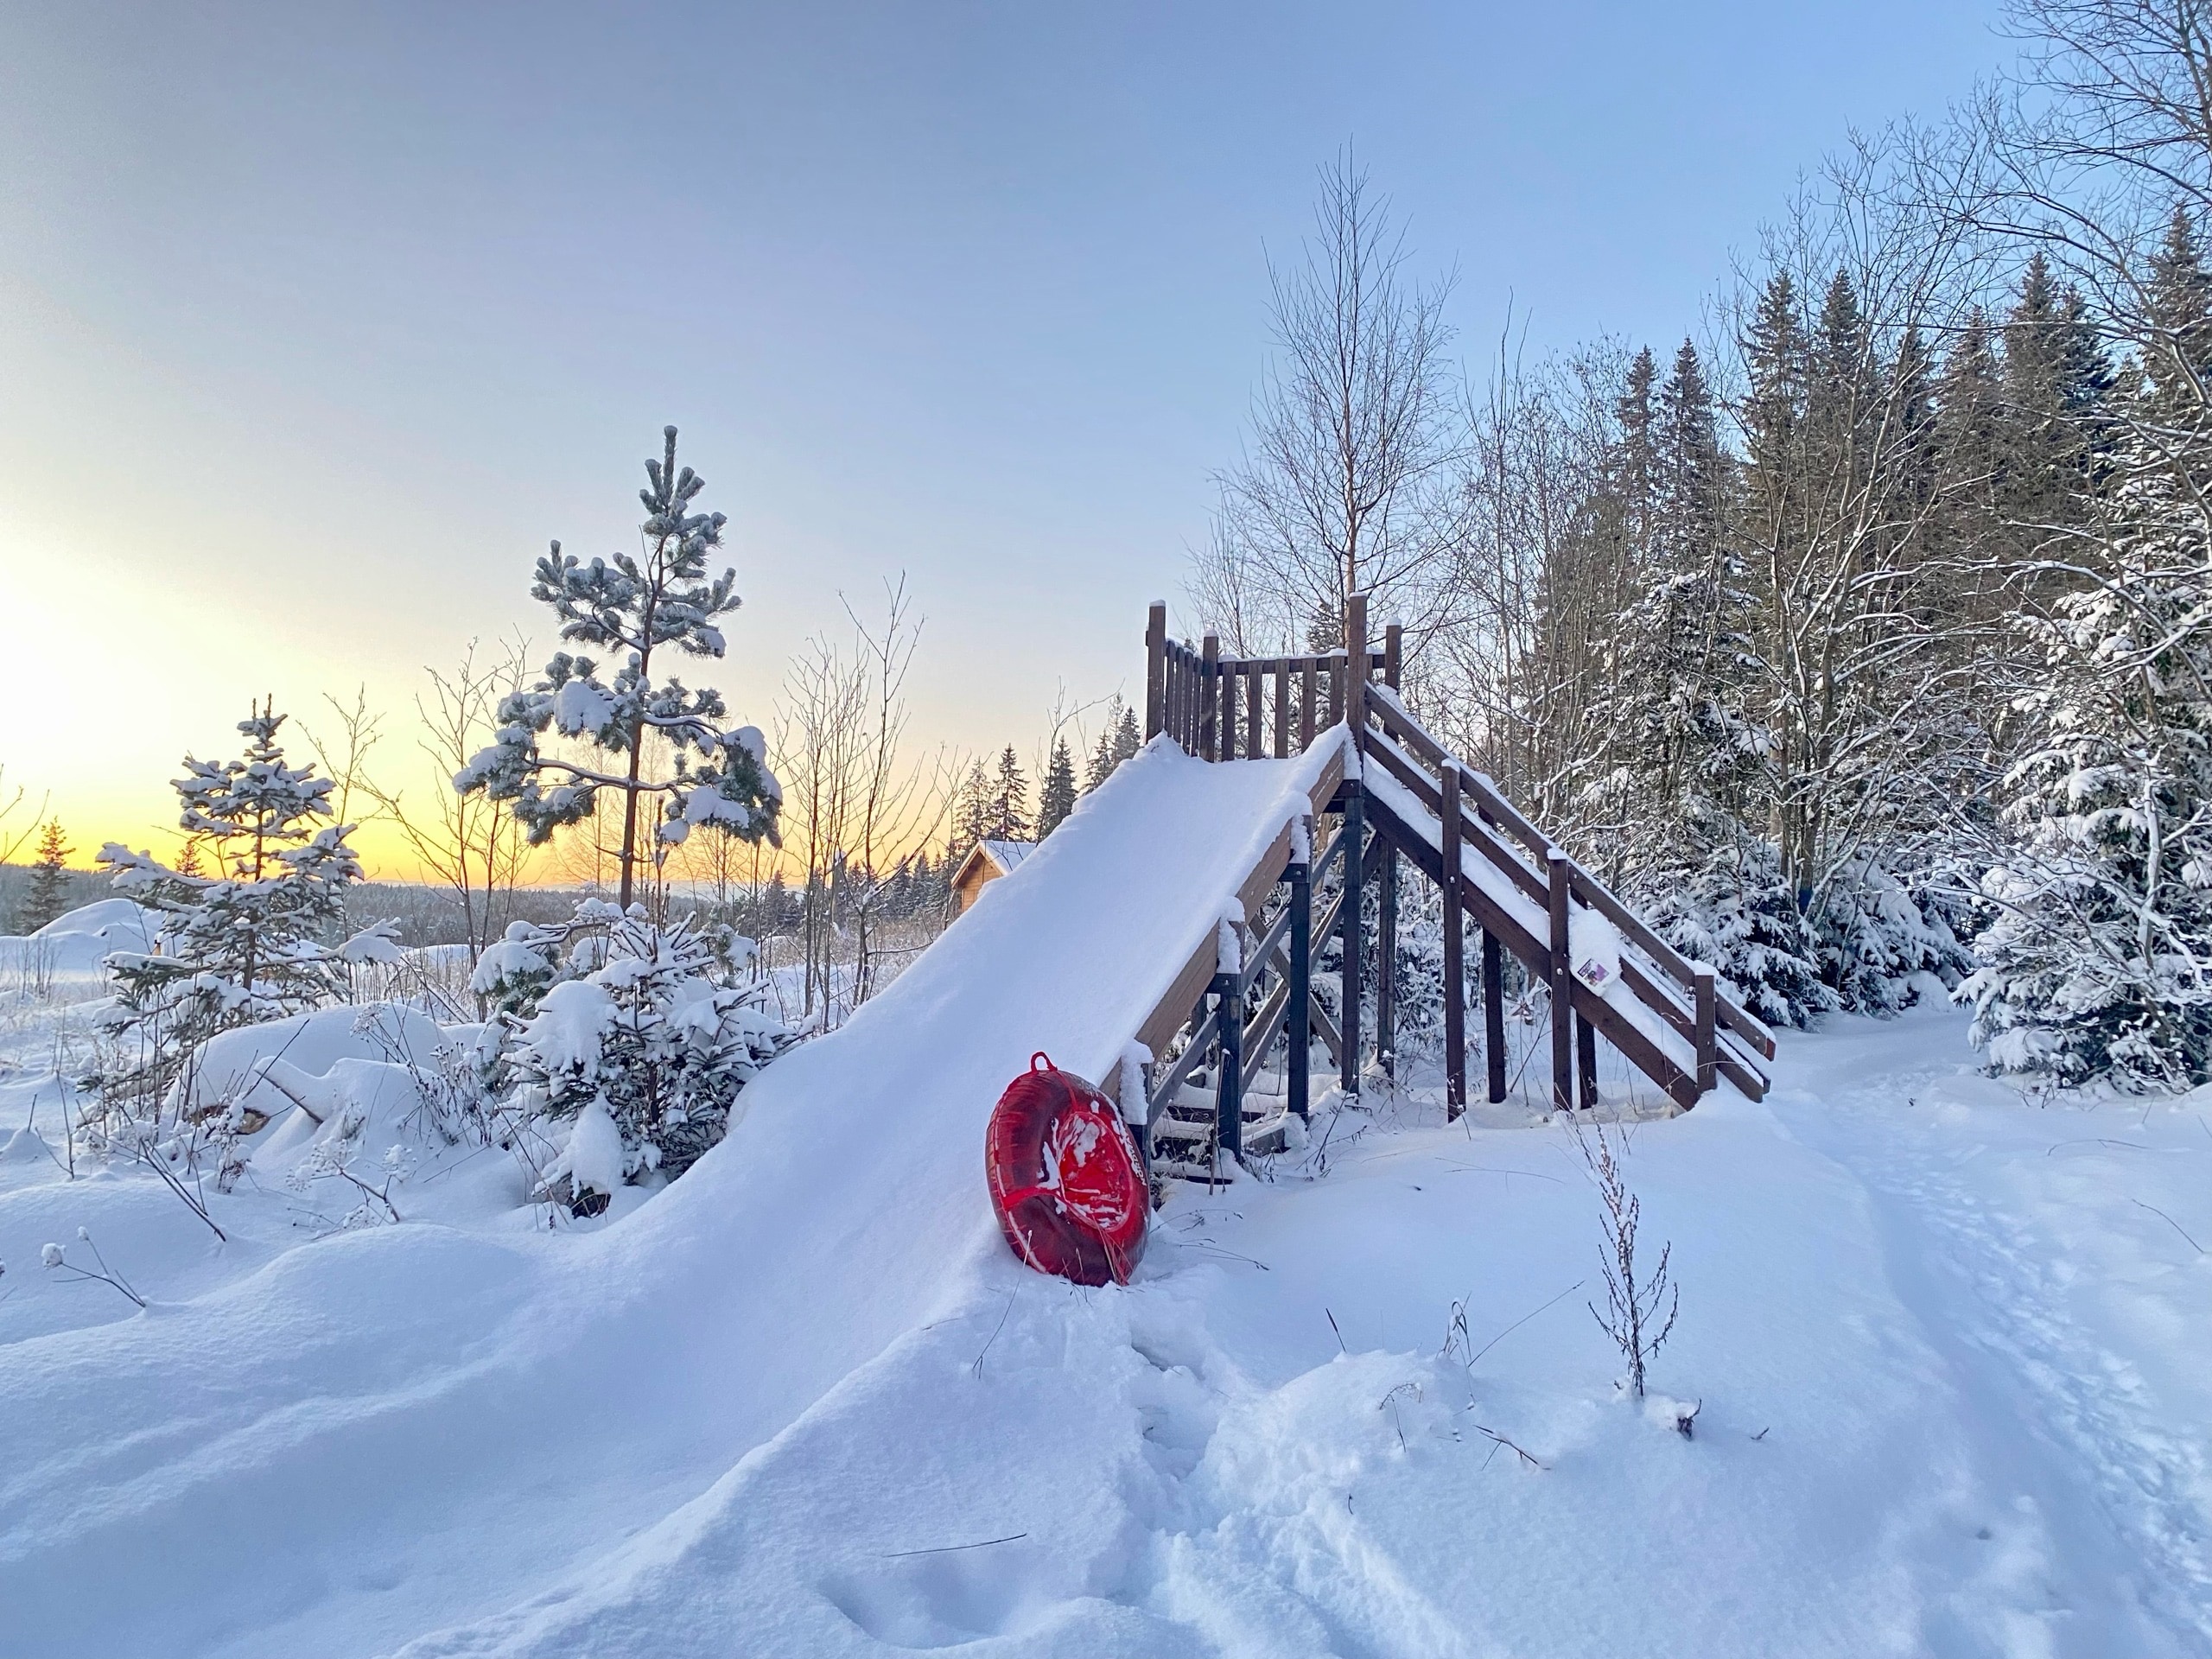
[358,639,537,973]
[1198,148,1468,656]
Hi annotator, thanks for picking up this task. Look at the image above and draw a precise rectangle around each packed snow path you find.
[2,752,2209,1652]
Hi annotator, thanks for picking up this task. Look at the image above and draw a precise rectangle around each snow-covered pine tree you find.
[456,428,780,908]
[17,819,72,934]
[1037,739,1077,836]
[99,705,391,1101]
[1965,237,2212,1090]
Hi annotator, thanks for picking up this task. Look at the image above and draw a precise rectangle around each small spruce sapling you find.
[98,705,392,1103]
[456,427,781,909]
[17,819,73,934]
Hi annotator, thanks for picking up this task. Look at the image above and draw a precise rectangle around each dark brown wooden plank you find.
[1441,761,1465,1118]
[1548,850,1573,1113]
[1146,602,1166,741]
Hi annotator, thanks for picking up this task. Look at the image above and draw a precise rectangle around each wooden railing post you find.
[1288,834,1311,1122]
[1694,964,1718,1094]
[1548,848,1573,1114]
[1481,929,1506,1103]
[1274,662,1290,757]
[1440,762,1467,1117]
[1346,594,1370,747]
[1220,652,1238,760]
[1246,663,1262,759]
[1199,632,1219,762]
[1145,602,1167,741]
[1577,1014,1599,1110]
[1384,621,1402,690]
[1300,661,1317,750]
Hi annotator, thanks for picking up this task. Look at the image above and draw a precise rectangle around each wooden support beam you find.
[1216,972,1243,1166]
[1441,762,1465,1118]
[1199,632,1219,761]
[1482,928,1506,1104]
[1376,841,1398,1080]
[1145,602,1166,741]
[1288,844,1311,1121]
[1340,787,1363,1096]
[1577,1014,1599,1110]
[1548,848,1573,1114]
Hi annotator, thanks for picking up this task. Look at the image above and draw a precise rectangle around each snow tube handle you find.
[1029,1051,1055,1073]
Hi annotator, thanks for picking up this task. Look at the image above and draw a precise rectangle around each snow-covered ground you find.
[3,810,2210,1654]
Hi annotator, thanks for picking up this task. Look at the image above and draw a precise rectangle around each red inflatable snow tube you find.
[986,1052,1148,1287]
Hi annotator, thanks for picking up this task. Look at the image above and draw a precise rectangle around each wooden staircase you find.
[1125,595,1777,1193]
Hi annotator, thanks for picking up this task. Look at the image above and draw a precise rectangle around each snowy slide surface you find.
[0,736,1338,1658]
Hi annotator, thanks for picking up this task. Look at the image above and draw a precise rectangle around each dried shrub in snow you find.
[1575,1119,1678,1401]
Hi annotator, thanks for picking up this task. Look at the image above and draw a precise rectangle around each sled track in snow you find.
[1782,1063,2212,1654]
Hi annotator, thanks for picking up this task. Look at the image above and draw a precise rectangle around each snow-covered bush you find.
[95,707,396,1106]
[1810,853,1975,1014]
[476,902,794,1209]
[1630,834,1835,1030]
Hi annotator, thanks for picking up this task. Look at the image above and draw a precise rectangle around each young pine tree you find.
[99,706,389,1099]
[17,819,72,934]
[457,428,780,908]
[1037,738,1077,836]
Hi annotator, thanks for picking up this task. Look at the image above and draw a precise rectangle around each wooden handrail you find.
[1139,598,1770,1113]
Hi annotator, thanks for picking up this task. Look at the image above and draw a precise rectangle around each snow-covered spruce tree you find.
[1586,340,1834,1027]
[1809,851,1974,1014]
[1037,738,1077,837]
[17,819,72,934]
[457,426,780,908]
[98,706,391,1103]
[1963,430,2212,1089]
[474,902,793,1208]
[1631,816,1835,1031]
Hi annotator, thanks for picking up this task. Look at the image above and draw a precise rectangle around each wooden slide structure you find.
[1128,594,1775,1187]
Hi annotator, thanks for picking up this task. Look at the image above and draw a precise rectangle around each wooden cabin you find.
[950,839,1036,914]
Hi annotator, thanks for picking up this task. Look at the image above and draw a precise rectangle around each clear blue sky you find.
[0,1,2006,862]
